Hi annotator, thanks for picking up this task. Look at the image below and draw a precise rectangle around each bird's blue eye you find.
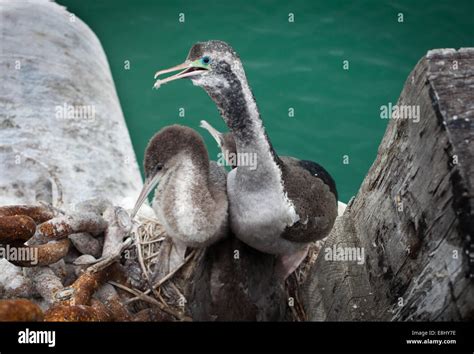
[202,56,210,65]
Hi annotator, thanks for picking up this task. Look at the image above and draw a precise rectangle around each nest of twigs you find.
[117,215,200,321]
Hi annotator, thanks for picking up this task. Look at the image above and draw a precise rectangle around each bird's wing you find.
[296,159,338,202]
[279,157,338,243]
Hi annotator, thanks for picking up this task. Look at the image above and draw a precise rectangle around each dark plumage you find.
[186,237,286,321]
[298,159,338,201]
[199,122,338,247]
[279,157,337,244]
[154,41,338,275]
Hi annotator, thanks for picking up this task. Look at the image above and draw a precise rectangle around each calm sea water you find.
[58,0,473,202]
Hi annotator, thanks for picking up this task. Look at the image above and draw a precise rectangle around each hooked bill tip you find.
[153,80,162,89]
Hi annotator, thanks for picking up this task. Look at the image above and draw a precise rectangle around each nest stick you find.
[108,281,191,321]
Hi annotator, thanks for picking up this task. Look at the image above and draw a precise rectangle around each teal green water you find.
[58,0,473,202]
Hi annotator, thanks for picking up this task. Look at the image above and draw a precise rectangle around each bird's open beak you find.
[130,173,161,219]
[200,120,223,148]
[153,59,209,89]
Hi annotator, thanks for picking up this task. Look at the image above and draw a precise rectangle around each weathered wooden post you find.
[302,48,474,321]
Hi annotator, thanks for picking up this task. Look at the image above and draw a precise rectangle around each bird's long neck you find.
[205,70,281,174]
[159,152,210,197]
[179,152,211,192]
[156,153,212,222]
